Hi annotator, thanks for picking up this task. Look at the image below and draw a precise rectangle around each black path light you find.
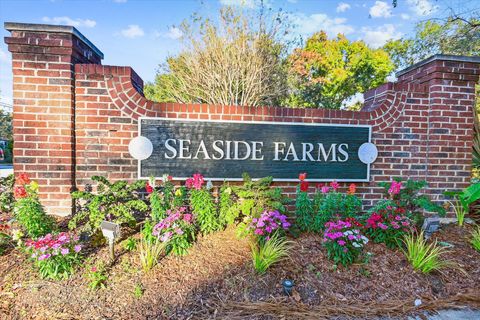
[282,279,294,296]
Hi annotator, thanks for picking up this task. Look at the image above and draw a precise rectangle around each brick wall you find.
[5,23,480,216]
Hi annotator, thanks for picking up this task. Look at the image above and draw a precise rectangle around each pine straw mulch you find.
[0,224,479,319]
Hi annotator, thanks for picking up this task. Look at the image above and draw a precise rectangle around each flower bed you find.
[0,172,479,319]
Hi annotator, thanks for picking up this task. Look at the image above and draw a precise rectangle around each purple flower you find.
[337,240,346,246]
[38,254,51,261]
[61,248,69,255]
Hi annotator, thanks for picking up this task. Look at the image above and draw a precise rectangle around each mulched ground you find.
[0,224,479,319]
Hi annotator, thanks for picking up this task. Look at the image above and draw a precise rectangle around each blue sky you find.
[0,0,476,105]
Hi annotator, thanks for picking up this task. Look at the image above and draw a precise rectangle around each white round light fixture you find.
[358,142,378,164]
[128,136,153,160]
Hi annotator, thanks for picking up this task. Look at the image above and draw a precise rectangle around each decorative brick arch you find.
[5,22,480,216]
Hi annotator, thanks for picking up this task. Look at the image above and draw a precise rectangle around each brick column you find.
[4,22,103,216]
[396,55,480,197]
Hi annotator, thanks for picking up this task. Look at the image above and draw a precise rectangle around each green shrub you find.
[186,173,220,234]
[295,178,361,233]
[251,233,291,274]
[139,235,166,272]
[69,176,148,233]
[471,227,480,252]
[0,174,14,214]
[13,174,55,239]
[122,237,137,251]
[403,232,452,273]
[15,197,55,239]
[218,184,238,227]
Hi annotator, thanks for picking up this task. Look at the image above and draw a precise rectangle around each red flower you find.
[167,175,173,181]
[300,181,309,192]
[346,217,363,228]
[16,173,30,186]
[347,183,356,195]
[14,186,27,199]
[298,173,307,181]
[145,182,153,194]
[366,213,382,229]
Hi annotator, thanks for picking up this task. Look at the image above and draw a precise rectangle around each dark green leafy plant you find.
[295,186,313,232]
[190,188,219,234]
[0,174,14,214]
[296,180,361,233]
[69,176,148,233]
[218,184,238,227]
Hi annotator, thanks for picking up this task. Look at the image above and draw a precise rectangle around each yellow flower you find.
[175,189,183,196]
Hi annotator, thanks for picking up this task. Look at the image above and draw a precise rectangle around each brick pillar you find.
[396,55,480,197]
[4,22,103,216]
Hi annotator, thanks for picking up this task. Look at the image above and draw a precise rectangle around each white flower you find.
[352,242,362,248]
[206,180,213,190]
[343,231,353,235]
[361,236,369,244]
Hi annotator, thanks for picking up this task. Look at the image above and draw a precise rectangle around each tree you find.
[0,109,12,141]
[0,108,12,163]
[285,32,394,109]
[383,18,480,70]
[145,6,290,107]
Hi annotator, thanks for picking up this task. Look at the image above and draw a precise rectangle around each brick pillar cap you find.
[4,21,104,59]
[396,54,480,77]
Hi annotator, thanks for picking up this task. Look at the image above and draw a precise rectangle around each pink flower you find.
[388,180,402,195]
[378,223,388,230]
[74,245,82,253]
[330,180,339,191]
[337,240,346,246]
[321,185,330,194]
[183,214,193,222]
[60,248,69,255]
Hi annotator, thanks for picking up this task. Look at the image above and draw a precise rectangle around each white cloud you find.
[336,2,351,13]
[156,27,183,40]
[361,24,402,48]
[219,0,256,8]
[42,16,96,28]
[400,13,410,20]
[292,13,354,38]
[369,1,392,18]
[407,0,438,16]
[120,25,145,38]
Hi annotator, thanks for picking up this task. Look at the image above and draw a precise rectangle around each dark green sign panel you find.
[139,118,372,181]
